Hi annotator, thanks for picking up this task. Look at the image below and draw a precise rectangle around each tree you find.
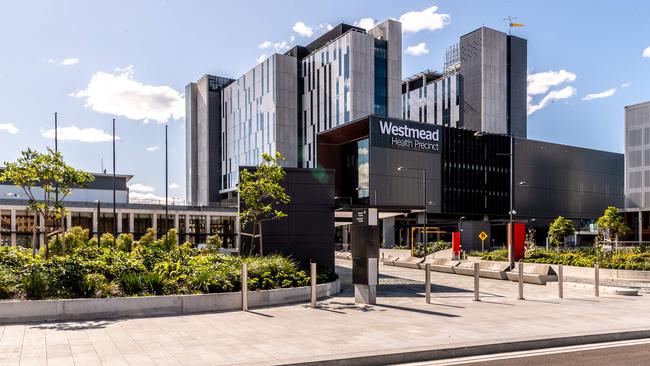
[0,148,94,257]
[548,216,575,248]
[238,152,291,256]
[596,206,631,243]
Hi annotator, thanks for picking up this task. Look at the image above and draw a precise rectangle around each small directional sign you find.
[479,231,488,241]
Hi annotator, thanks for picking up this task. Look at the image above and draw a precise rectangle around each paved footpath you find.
[2,259,650,365]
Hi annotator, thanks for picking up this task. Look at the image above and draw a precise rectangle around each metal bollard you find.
[594,263,600,297]
[425,264,431,304]
[242,262,248,311]
[473,262,480,302]
[310,262,317,308]
[558,264,564,299]
[517,261,525,300]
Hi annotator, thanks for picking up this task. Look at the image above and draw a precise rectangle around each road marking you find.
[402,338,650,365]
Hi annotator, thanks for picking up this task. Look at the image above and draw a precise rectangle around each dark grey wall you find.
[370,147,441,213]
[460,221,491,252]
[515,138,624,219]
[508,36,527,138]
[459,29,482,133]
[243,168,336,270]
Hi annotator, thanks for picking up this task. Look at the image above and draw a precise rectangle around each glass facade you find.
[374,39,388,117]
[341,138,370,204]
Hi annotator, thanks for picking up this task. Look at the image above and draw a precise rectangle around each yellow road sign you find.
[479,231,488,241]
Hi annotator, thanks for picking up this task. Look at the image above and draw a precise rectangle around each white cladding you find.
[221,54,298,192]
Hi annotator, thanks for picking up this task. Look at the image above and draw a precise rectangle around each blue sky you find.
[1,0,649,202]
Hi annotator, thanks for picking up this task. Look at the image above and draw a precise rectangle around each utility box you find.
[351,208,380,304]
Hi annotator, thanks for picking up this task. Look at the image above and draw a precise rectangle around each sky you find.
[1,0,649,203]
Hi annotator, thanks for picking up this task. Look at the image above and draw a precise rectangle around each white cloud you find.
[527,86,576,115]
[259,41,273,49]
[399,5,451,33]
[49,58,79,66]
[169,183,179,189]
[583,88,616,101]
[72,65,183,124]
[256,54,267,64]
[356,18,377,30]
[145,146,159,152]
[0,123,19,134]
[128,183,154,193]
[527,70,577,96]
[621,82,631,88]
[293,22,314,37]
[274,41,289,50]
[129,191,184,205]
[42,125,117,142]
[406,42,430,56]
[643,46,650,58]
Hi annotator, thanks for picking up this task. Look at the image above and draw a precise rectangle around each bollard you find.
[242,262,248,311]
[517,261,525,300]
[594,263,600,297]
[310,262,317,308]
[473,262,480,302]
[558,264,564,299]
[425,263,431,304]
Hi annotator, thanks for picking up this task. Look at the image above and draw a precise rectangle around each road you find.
[401,339,650,365]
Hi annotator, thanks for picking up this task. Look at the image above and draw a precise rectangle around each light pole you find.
[112,118,116,248]
[474,131,528,268]
[397,166,427,253]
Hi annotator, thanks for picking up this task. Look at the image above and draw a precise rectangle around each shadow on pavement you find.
[29,320,115,331]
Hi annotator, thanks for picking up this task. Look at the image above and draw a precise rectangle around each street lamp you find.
[397,166,428,254]
[474,130,525,268]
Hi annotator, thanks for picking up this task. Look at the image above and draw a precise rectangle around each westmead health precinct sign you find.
[370,117,441,153]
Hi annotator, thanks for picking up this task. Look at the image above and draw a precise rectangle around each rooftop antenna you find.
[504,16,524,35]
[101,158,104,173]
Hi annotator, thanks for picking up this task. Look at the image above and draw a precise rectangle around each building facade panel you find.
[625,101,650,209]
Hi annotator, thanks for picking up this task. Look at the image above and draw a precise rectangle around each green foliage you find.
[238,152,291,256]
[0,148,94,257]
[206,234,223,252]
[0,269,18,299]
[472,247,650,271]
[597,206,631,241]
[0,235,326,300]
[548,216,576,247]
[116,233,134,252]
[100,233,116,248]
[393,241,452,257]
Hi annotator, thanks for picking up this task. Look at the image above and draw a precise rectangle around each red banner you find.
[452,231,461,257]
[508,223,526,261]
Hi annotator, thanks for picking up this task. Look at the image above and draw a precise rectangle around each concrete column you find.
[10,209,16,246]
[639,210,643,243]
[174,214,179,243]
[128,213,134,234]
[92,210,98,237]
[152,213,158,238]
[206,215,211,235]
[185,215,191,243]
[38,214,45,249]
[66,212,72,231]
[382,217,396,248]
[117,212,123,234]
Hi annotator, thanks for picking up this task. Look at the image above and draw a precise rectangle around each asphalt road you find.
[402,339,650,366]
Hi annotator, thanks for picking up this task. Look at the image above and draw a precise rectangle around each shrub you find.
[82,273,121,298]
[116,233,134,253]
[100,233,116,248]
[142,272,168,295]
[206,234,223,252]
[0,269,18,299]
[120,273,144,296]
[22,264,48,300]
[44,256,86,298]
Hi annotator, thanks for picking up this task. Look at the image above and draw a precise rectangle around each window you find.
[629,129,643,147]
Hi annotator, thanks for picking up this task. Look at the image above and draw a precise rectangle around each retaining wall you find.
[0,279,340,324]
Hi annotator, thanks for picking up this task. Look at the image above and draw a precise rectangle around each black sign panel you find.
[370,117,442,153]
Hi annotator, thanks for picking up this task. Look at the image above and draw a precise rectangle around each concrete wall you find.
[0,280,340,324]
[624,101,650,209]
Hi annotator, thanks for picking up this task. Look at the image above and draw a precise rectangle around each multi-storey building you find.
[402,26,527,137]
[185,75,234,206]
[185,20,402,204]
[623,101,650,241]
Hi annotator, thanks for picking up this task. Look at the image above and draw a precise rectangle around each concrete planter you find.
[0,279,340,324]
